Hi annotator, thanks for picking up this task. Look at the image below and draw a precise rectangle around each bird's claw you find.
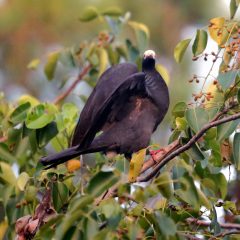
[149,148,167,163]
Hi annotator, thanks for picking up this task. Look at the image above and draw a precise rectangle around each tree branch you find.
[187,218,240,230]
[138,112,240,182]
[209,230,240,239]
[53,64,91,105]
[140,140,180,174]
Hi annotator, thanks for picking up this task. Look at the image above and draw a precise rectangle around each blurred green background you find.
[0,0,232,144]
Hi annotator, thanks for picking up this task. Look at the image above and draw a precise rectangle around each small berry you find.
[213,80,218,85]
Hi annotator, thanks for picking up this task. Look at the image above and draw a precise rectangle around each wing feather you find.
[71,63,139,147]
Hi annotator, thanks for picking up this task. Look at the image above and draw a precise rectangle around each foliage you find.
[1,3,240,240]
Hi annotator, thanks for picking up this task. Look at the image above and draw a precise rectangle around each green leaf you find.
[70,195,94,213]
[184,140,205,161]
[56,102,78,132]
[176,117,188,131]
[128,21,149,54]
[217,119,240,142]
[55,196,93,239]
[185,107,209,132]
[99,198,122,229]
[172,102,187,118]
[9,102,31,124]
[44,51,60,81]
[207,173,227,199]
[218,70,238,91]
[237,88,240,103]
[27,58,40,70]
[106,45,119,65]
[26,104,56,129]
[230,0,239,19]
[176,173,199,209]
[59,49,76,68]
[208,139,222,167]
[24,185,38,202]
[7,128,22,145]
[233,132,240,170]
[192,30,208,56]
[126,39,140,62]
[87,171,119,197]
[52,182,69,211]
[16,172,29,191]
[197,188,211,209]
[101,7,122,16]
[79,7,99,22]
[0,143,16,163]
[174,38,191,63]
[154,172,173,198]
[155,212,177,237]
[168,129,181,143]
[204,127,217,140]
[36,121,58,148]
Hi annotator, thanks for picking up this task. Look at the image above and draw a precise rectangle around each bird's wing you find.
[73,71,146,149]
[71,63,139,147]
[145,71,170,129]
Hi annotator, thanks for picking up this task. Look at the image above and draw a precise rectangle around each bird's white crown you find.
[143,50,156,59]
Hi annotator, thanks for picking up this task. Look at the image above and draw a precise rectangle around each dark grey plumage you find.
[40,50,169,168]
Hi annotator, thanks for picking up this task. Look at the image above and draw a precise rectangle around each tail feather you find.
[40,146,80,167]
[39,141,112,169]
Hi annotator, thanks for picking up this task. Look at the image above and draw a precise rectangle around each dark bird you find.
[40,50,169,168]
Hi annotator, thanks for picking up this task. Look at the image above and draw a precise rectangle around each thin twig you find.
[138,112,240,182]
[211,102,238,122]
[187,218,240,230]
[209,230,240,239]
[53,64,91,104]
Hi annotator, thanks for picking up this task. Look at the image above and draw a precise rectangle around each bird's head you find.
[142,50,156,71]
[143,50,156,60]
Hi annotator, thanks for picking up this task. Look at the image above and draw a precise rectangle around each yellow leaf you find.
[128,148,146,182]
[0,220,8,240]
[154,198,167,210]
[128,21,150,53]
[197,188,211,209]
[17,172,30,191]
[156,64,170,85]
[27,58,40,70]
[208,17,227,45]
[96,47,108,77]
[18,95,40,107]
[205,83,224,108]
[209,17,225,28]
[0,162,17,186]
[44,51,60,80]
[128,21,150,38]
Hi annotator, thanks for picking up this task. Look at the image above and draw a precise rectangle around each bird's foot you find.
[149,148,167,163]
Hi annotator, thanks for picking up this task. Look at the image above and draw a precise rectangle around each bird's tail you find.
[40,146,81,169]
[40,141,110,169]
